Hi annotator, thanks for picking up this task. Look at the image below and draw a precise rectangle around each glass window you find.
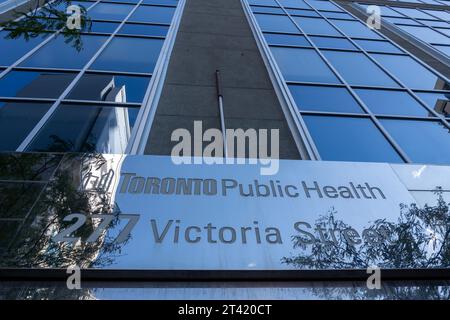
[28,103,139,153]
[286,9,320,17]
[87,3,134,21]
[263,33,310,46]
[118,23,169,36]
[128,5,176,24]
[107,0,140,3]
[416,91,450,116]
[310,36,357,50]
[303,115,403,163]
[270,47,340,83]
[358,4,404,17]
[90,37,164,73]
[292,17,341,36]
[251,6,284,14]
[420,20,450,28]
[20,35,108,69]
[0,71,76,99]
[306,0,343,12]
[384,17,421,25]
[381,119,450,165]
[248,0,278,5]
[278,0,309,9]
[289,84,364,113]
[143,0,178,5]
[86,21,120,33]
[393,7,435,20]
[423,9,450,21]
[254,14,299,33]
[322,51,399,87]
[320,11,353,19]
[371,53,447,90]
[0,101,52,151]
[397,25,450,45]
[0,31,48,66]
[355,89,429,116]
[353,39,403,53]
[67,74,150,103]
[330,19,382,39]
[434,45,450,56]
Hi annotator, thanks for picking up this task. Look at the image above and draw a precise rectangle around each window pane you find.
[86,21,120,33]
[287,8,320,17]
[248,0,278,5]
[28,104,139,153]
[393,7,435,19]
[87,3,134,21]
[371,53,448,90]
[251,6,284,14]
[20,35,108,69]
[416,91,450,116]
[67,74,150,103]
[279,0,309,9]
[263,33,310,46]
[289,84,364,113]
[303,115,403,163]
[254,14,299,33]
[322,51,399,87]
[143,0,178,5]
[331,19,382,39]
[0,31,48,66]
[129,5,176,24]
[381,119,450,165]
[292,17,341,36]
[397,25,450,45]
[90,37,164,73]
[270,47,340,83]
[355,89,429,116]
[0,71,76,98]
[307,0,343,12]
[353,39,403,53]
[0,101,52,151]
[118,23,169,36]
[310,36,357,50]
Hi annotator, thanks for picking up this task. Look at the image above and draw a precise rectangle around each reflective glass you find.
[0,31,48,66]
[251,6,284,14]
[129,5,175,24]
[416,91,450,116]
[330,19,382,39]
[381,119,450,165]
[423,9,450,20]
[86,21,120,33]
[355,89,429,116]
[371,53,447,90]
[270,47,340,83]
[303,115,403,163]
[90,37,164,73]
[322,51,399,87]
[0,71,76,98]
[289,84,364,113]
[393,7,435,20]
[434,45,450,56]
[292,17,341,36]
[278,0,309,9]
[68,74,150,103]
[87,3,134,21]
[143,0,178,5]
[398,25,450,45]
[310,36,357,50]
[28,104,139,153]
[248,0,278,5]
[20,35,108,69]
[384,17,421,25]
[107,0,139,3]
[254,14,299,33]
[0,101,52,151]
[118,23,169,36]
[353,39,403,53]
[306,0,343,12]
[286,9,320,17]
[263,33,310,46]
[320,11,353,19]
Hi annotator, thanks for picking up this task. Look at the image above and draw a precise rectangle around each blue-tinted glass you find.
[394,7,435,19]
[68,73,150,103]
[355,89,429,116]
[0,101,52,151]
[371,53,447,90]
[289,84,364,113]
[279,0,309,9]
[248,0,278,5]
[129,5,175,24]
[384,17,421,25]
[20,35,107,69]
[420,20,450,28]
[0,31,48,66]
[436,28,450,37]
[354,39,403,53]
[270,47,340,83]
[358,4,403,17]
[28,104,139,153]
[320,11,353,19]
[322,51,399,87]
[251,6,284,14]
[434,45,450,56]
[0,71,76,98]
[106,0,139,3]
[381,119,450,165]
[310,36,357,49]
[254,14,299,33]
[423,9,450,20]
[303,115,403,163]
[307,0,343,12]
[118,23,169,36]
[292,17,341,36]
[264,33,310,46]
[286,9,320,17]
[416,91,450,116]
[330,19,382,39]
[87,3,134,21]
[90,37,164,73]
[143,0,178,5]
[86,21,120,33]
[398,25,450,45]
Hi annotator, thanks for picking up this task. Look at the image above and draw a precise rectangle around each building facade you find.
[0,0,450,299]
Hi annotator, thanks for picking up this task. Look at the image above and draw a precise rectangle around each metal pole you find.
[215,70,228,158]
